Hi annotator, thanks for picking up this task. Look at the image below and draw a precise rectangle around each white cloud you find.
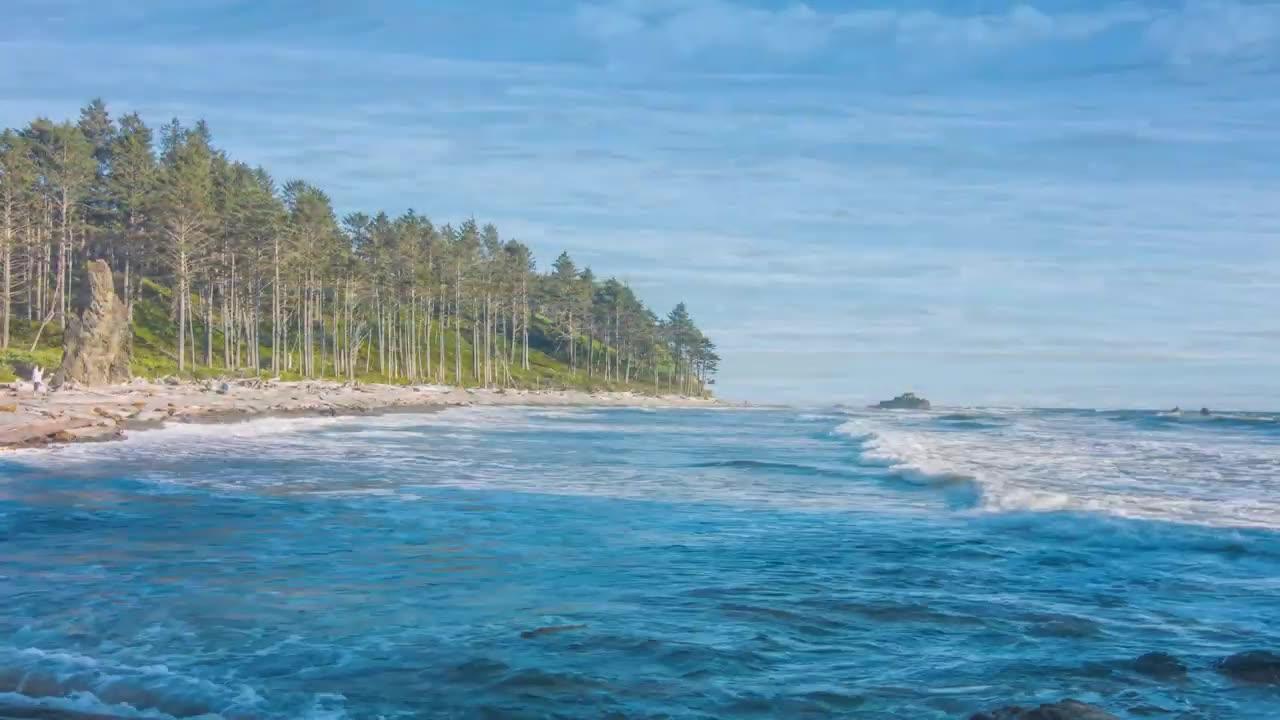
[575,0,832,59]
[574,0,1280,69]
[1147,0,1280,66]
[573,0,1148,58]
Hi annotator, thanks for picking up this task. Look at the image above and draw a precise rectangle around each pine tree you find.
[25,119,96,344]
[106,112,156,312]
[0,130,36,348]
[0,100,719,392]
[157,125,213,371]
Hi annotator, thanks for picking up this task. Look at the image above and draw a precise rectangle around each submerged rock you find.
[1134,651,1187,679]
[1216,650,1280,684]
[874,392,931,410]
[519,624,587,639]
[970,699,1118,720]
[53,259,132,388]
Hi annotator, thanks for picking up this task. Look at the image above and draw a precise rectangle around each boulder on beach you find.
[873,392,931,410]
[52,259,132,388]
[970,699,1118,720]
[1216,650,1280,684]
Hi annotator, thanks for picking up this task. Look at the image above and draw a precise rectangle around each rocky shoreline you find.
[0,379,722,450]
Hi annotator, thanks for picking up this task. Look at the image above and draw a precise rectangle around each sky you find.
[2,0,1279,408]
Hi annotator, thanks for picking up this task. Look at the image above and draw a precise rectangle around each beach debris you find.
[2,381,721,450]
[1216,650,1280,684]
[970,699,1118,719]
[0,417,98,447]
[91,406,125,423]
[60,424,126,443]
[52,260,132,388]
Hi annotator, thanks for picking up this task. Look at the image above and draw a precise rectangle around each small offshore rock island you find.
[873,392,932,410]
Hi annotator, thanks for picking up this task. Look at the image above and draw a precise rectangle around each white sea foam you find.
[0,644,267,719]
[529,409,605,420]
[18,403,1276,528]
[837,411,1280,529]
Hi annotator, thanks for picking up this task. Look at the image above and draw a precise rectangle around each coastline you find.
[0,380,723,450]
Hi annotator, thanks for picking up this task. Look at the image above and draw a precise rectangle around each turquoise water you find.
[2,406,1278,718]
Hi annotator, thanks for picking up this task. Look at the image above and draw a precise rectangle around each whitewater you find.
[837,407,1280,529]
[1,406,1277,718]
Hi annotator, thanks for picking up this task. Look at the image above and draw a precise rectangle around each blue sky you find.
[3,0,1279,408]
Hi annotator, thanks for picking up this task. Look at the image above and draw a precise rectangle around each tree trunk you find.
[522,279,529,371]
[204,285,213,368]
[454,270,462,386]
[271,236,280,375]
[437,292,445,384]
[1,237,10,350]
[177,273,187,373]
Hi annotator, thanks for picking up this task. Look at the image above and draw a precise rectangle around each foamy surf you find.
[10,404,1278,530]
[837,410,1280,529]
[0,644,272,720]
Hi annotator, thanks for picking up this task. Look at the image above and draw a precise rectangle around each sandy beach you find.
[0,379,721,450]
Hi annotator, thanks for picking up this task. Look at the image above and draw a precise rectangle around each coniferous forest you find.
[0,100,719,394]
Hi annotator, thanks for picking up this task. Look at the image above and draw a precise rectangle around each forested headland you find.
[0,100,718,395]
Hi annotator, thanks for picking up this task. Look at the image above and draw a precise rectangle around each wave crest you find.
[835,411,1280,529]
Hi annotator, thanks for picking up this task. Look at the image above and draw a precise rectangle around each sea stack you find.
[874,392,931,410]
[53,259,133,388]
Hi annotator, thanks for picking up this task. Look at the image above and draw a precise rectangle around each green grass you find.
[2,281,692,396]
[0,346,62,383]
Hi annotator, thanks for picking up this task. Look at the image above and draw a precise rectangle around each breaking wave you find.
[837,410,1280,529]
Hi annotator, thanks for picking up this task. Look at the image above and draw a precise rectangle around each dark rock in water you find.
[1216,650,1280,684]
[971,699,1118,720]
[874,392,931,410]
[520,624,587,639]
[1134,651,1187,679]
[52,259,132,388]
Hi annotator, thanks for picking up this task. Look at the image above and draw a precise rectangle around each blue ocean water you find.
[1,406,1278,718]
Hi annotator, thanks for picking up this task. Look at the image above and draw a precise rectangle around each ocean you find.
[1,406,1277,718]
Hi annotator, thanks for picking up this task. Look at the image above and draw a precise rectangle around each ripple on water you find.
[1,407,1278,718]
